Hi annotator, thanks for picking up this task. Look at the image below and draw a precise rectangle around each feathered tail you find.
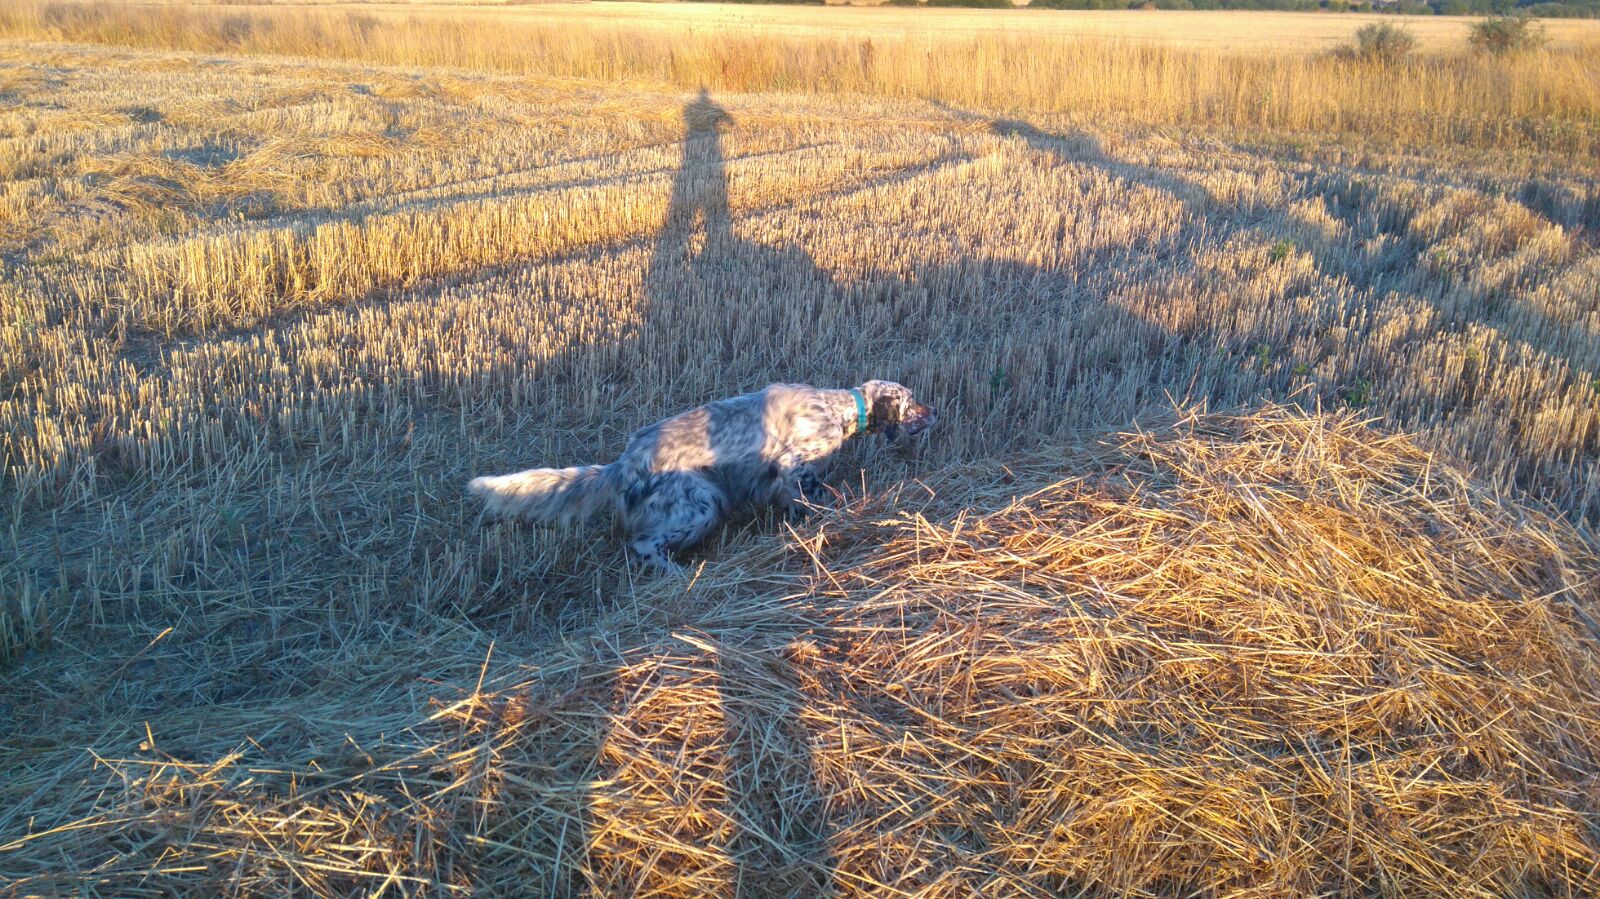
[467,463,615,525]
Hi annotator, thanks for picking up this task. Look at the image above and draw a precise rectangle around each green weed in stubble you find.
[1344,377,1374,406]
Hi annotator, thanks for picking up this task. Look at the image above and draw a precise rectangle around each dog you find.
[468,380,937,571]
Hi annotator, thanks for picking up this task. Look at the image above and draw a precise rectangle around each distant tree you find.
[1347,21,1420,60]
[1469,14,1548,53]
[1528,2,1598,14]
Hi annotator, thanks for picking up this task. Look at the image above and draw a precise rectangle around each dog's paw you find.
[657,558,689,577]
[629,540,687,576]
[784,502,818,523]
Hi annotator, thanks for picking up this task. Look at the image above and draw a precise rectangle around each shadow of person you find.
[637,89,845,405]
[712,633,835,898]
[582,89,838,896]
[985,113,1599,382]
[660,88,735,249]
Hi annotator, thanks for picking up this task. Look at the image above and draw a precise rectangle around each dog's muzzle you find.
[901,403,937,437]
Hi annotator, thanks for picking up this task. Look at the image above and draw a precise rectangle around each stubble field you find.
[3,4,1600,896]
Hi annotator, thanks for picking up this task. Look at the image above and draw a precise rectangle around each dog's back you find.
[614,384,807,505]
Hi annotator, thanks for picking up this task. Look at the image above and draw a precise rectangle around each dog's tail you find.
[468,463,615,525]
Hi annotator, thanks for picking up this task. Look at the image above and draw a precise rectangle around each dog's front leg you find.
[777,454,827,520]
[629,535,687,575]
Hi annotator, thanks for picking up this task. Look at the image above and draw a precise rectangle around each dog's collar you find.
[849,388,869,437]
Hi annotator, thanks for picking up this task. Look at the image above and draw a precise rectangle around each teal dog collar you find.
[849,388,869,436]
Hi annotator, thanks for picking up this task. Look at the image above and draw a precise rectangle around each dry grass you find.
[2,14,1600,898]
[5,407,1599,895]
[46,1,1600,51]
[3,2,1600,154]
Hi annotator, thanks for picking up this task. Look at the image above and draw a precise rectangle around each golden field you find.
[43,2,1600,52]
[2,3,1600,896]
[5,1,1600,152]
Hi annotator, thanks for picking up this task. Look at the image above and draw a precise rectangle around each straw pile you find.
[5,405,1598,896]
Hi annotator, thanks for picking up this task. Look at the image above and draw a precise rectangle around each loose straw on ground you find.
[5,405,1598,896]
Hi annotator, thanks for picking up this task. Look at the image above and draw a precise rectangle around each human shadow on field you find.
[564,89,837,897]
[977,112,1600,524]
[647,88,835,896]
[983,112,1600,381]
[635,88,848,404]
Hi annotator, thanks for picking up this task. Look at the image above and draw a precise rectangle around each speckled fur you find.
[468,380,936,571]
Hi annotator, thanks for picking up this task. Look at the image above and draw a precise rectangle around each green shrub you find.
[1347,22,1419,62]
[1525,2,1600,16]
[1343,377,1375,406]
[1469,15,1548,54]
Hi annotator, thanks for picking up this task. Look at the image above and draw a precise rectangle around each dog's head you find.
[860,380,937,442]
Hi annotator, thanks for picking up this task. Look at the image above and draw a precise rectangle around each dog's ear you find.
[870,393,902,441]
[870,394,898,429]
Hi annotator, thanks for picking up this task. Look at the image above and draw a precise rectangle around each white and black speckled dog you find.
[468,381,937,571]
